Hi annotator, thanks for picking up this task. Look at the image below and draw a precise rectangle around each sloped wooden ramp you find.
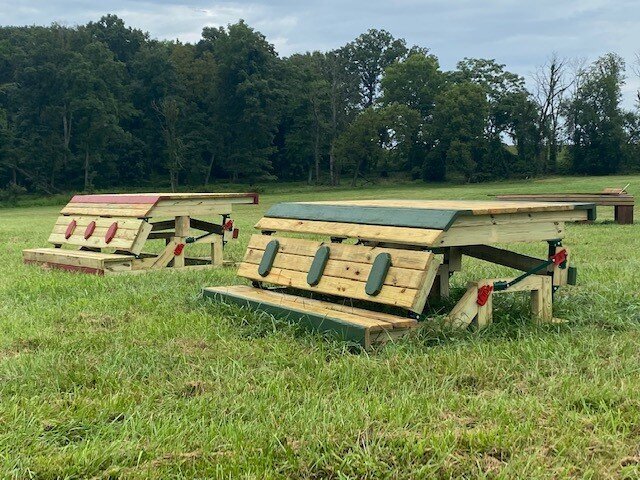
[23,192,258,275]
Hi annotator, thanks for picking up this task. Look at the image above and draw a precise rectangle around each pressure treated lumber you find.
[204,198,582,348]
[204,285,417,348]
[24,192,257,274]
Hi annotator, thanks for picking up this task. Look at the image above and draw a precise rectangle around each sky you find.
[2,0,640,107]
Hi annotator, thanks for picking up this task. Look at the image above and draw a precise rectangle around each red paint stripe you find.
[24,260,104,275]
[70,194,161,205]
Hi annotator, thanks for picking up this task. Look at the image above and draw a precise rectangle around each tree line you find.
[0,15,639,194]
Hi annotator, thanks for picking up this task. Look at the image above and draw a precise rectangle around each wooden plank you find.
[495,194,633,206]
[447,286,478,328]
[203,286,372,347]
[307,199,587,215]
[173,216,190,268]
[450,209,590,227]
[237,263,421,310]
[485,275,546,294]
[151,241,179,269]
[531,276,553,322]
[23,248,133,261]
[411,257,442,313]
[219,285,416,329]
[23,248,133,273]
[247,235,434,270]
[147,199,237,217]
[459,244,544,272]
[60,203,153,217]
[243,249,428,289]
[254,218,443,246]
[436,221,565,246]
[48,216,149,253]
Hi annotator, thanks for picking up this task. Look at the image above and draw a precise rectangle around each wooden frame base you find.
[447,275,553,329]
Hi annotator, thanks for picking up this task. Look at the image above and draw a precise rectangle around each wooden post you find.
[174,216,190,268]
[211,237,223,267]
[614,205,634,224]
[476,281,493,328]
[437,264,450,298]
[447,285,478,328]
[531,276,553,322]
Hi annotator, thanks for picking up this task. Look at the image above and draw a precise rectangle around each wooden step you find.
[23,248,134,275]
[203,285,418,348]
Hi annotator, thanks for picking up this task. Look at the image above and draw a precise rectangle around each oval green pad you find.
[307,246,330,286]
[365,253,391,296]
[258,239,280,277]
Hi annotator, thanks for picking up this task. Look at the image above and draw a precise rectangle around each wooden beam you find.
[459,244,544,272]
[190,218,225,234]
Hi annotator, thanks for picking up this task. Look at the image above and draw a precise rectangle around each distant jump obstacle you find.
[23,192,258,275]
[495,187,634,224]
[204,199,595,348]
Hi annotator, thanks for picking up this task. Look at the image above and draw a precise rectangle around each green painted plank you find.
[203,288,369,347]
[307,246,330,286]
[365,253,391,296]
[265,203,463,230]
[258,239,279,277]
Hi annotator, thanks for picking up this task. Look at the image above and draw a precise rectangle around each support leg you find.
[211,237,224,267]
[531,276,553,322]
[476,281,493,328]
[174,216,190,268]
[614,205,634,224]
[437,264,450,298]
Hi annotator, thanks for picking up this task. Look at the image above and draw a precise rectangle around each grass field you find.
[1,175,640,479]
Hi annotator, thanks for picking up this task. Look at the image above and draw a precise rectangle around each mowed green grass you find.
[1,175,640,479]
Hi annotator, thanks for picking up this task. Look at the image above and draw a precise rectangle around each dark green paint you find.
[258,239,279,277]
[266,203,464,230]
[365,253,391,296]
[307,246,330,286]
[567,267,578,285]
[202,288,368,347]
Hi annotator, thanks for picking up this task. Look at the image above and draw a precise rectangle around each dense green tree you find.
[334,107,386,185]
[428,82,488,182]
[565,53,627,175]
[342,29,408,108]
[200,21,281,181]
[279,52,331,184]
[382,52,443,118]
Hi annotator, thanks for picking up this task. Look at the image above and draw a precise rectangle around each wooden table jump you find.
[495,189,633,224]
[205,199,593,348]
[23,192,258,275]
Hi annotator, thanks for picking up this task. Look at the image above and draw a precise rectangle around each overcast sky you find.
[2,0,640,107]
